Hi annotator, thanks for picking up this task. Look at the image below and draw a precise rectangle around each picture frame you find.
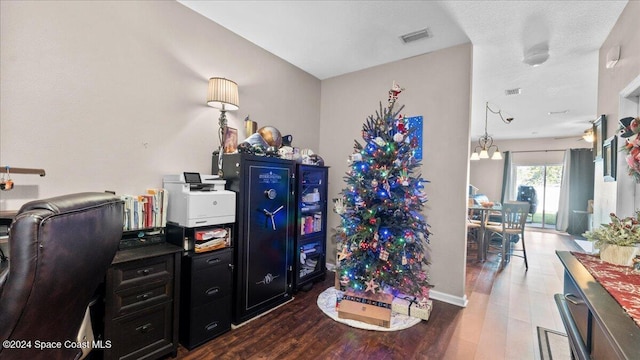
[603,135,617,182]
[223,127,238,153]
[593,114,606,161]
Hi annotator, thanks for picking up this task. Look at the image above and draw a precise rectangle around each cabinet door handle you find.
[564,293,585,305]
[137,292,153,301]
[136,323,154,333]
[206,287,220,296]
[207,258,221,264]
[205,321,219,331]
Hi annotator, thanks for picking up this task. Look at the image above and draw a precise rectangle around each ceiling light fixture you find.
[606,46,620,69]
[470,102,513,161]
[523,43,550,67]
[582,128,595,143]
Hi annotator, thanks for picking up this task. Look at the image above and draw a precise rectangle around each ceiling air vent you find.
[504,88,521,96]
[400,28,432,44]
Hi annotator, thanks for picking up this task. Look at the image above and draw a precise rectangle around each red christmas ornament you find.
[369,218,377,225]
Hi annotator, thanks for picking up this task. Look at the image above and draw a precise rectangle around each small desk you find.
[468,204,501,261]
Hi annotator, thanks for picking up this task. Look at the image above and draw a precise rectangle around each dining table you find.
[468,203,502,261]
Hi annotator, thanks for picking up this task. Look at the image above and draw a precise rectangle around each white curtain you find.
[556,150,571,231]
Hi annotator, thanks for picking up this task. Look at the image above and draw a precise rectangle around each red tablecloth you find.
[572,252,640,328]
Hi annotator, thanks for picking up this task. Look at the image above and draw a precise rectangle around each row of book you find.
[121,189,168,231]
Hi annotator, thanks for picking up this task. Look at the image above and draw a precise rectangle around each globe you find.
[257,126,283,148]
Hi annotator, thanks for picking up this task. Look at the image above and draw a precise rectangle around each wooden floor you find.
[174,229,579,360]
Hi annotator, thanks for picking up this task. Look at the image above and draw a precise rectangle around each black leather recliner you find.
[0,192,123,360]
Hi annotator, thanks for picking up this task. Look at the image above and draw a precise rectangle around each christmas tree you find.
[334,82,431,301]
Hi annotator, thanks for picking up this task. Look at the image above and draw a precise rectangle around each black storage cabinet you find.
[178,246,233,349]
[294,164,328,291]
[213,153,295,324]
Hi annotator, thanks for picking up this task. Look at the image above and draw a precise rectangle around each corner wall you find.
[319,43,473,305]
[596,0,640,223]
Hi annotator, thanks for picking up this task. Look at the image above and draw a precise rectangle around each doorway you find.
[515,164,563,228]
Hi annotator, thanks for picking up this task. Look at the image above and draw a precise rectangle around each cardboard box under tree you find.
[337,290,393,328]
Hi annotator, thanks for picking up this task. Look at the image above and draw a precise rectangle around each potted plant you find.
[583,211,640,266]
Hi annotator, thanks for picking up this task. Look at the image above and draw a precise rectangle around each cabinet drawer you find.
[109,302,174,360]
[192,249,232,272]
[192,265,232,305]
[184,297,231,349]
[112,255,174,291]
[563,272,589,347]
[112,281,172,317]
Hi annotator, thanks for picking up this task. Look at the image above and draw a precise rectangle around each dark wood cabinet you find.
[555,251,640,360]
[213,153,295,324]
[103,243,181,360]
[294,165,328,291]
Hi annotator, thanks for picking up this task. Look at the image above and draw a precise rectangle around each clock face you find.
[245,165,292,310]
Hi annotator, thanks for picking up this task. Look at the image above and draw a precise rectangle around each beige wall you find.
[1,1,472,304]
[469,137,591,202]
[320,43,473,304]
[0,1,320,210]
[596,0,640,224]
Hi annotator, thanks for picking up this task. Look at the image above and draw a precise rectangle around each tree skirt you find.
[317,287,421,331]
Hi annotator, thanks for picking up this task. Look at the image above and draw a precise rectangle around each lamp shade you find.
[479,149,489,159]
[470,152,480,161]
[491,150,503,160]
[207,77,239,110]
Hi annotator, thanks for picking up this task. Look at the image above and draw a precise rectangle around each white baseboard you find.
[429,290,468,307]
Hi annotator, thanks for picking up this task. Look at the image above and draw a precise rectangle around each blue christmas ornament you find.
[365,142,377,154]
[353,161,369,173]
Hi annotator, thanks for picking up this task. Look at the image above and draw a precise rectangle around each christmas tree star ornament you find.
[338,246,351,261]
[365,278,379,293]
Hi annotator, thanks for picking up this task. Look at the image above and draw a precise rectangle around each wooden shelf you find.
[0,167,46,177]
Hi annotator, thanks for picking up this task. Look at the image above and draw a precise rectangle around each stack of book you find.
[121,189,168,231]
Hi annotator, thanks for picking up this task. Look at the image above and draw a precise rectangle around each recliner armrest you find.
[0,259,8,296]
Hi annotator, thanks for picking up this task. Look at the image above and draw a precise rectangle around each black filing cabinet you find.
[213,153,295,325]
[103,243,181,360]
[178,247,233,349]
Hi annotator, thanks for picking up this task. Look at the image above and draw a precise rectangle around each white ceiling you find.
[178,0,628,141]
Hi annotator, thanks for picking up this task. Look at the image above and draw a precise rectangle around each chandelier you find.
[470,102,513,161]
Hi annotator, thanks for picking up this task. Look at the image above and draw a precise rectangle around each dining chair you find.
[467,208,483,240]
[485,201,530,270]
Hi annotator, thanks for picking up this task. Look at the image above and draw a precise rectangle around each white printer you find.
[163,172,236,227]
